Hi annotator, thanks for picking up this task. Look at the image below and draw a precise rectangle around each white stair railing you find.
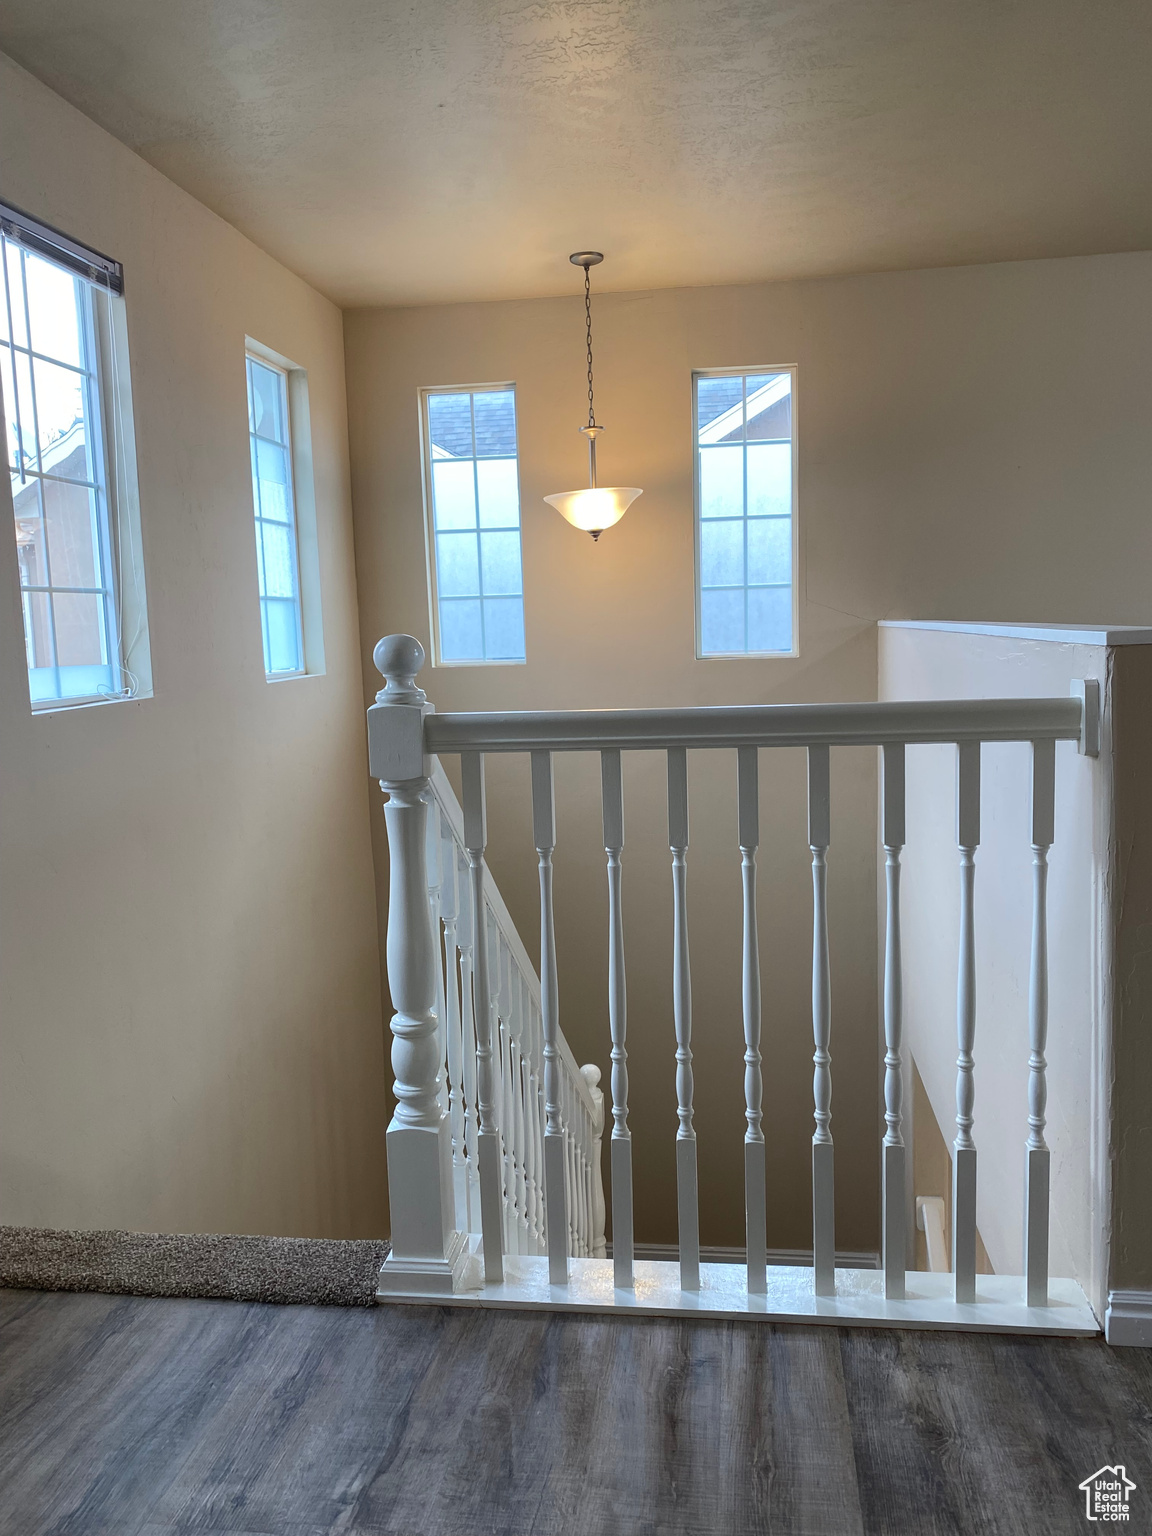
[426,756,603,1265]
[369,633,1101,1333]
[371,636,604,1297]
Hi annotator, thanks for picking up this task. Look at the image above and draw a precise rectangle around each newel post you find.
[369,635,472,1295]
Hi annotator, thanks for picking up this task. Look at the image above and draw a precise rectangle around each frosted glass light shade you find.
[543,486,643,535]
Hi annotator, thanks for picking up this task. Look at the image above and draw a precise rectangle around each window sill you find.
[31,690,151,715]
[696,650,799,661]
[432,657,528,669]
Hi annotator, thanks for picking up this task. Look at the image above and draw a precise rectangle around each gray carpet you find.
[0,1225,390,1307]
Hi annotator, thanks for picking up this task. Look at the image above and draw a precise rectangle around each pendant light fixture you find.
[544,252,642,541]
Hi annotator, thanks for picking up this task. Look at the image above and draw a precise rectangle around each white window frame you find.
[420,381,526,668]
[692,365,799,660]
[245,340,324,682]
[2,225,151,712]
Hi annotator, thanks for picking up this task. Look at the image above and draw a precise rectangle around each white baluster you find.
[668,747,700,1291]
[496,938,515,1248]
[954,740,980,1305]
[582,1063,607,1258]
[601,748,634,1287]
[808,744,835,1297]
[567,1098,580,1257]
[580,1105,591,1255]
[571,1083,582,1256]
[509,954,528,1252]
[532,749,569,1284]
[882,742,906,1301]
[425,803,448,1115]
[1026,738,1055,1306]
[439,818,468,1231]
[455,847,481,1232]
[368,636,467,1295]
[517,973,538,1250]
[562,1075,576,1255]
[528,990,545,1251]
[494,929,515,1251]
[461,750,503,1284]
[532,1001,547,1254]
[737,747,767,1296]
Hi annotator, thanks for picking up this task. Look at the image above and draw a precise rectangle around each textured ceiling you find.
[2,1,1151,307]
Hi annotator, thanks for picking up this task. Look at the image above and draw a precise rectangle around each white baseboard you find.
[622,1242,881,1270]
[1105,1289,1152,1346]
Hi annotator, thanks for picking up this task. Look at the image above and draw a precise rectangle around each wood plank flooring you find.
[0,1287,1149,1535]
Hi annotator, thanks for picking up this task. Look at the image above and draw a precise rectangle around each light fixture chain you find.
[585,263,596,429]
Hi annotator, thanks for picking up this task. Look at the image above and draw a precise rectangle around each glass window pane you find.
[440,598,484,661]
[747,443,791,516]
[747,517,791,586]
[748,587,792,653]
[480,530,522,596]
[427,394,473,458]
[483,598,525,660]
[260,521,296,599]
[472,391,517,456]
[21,589,54,677]
[745,373,791,444]
[4,244,29,350]
[700,519,744,588]
[44,477,101,589]
[432,459,477,530]
[746,386,791,442]
[32,357,86,469]
[6,348,37,476]
[700,588,744,655]
[436,531,481,597]
[476,458,519,528]
[256,438,290,521]
[699,445,743,519]
[248,360,284,443]
[25,253,83,368]
[265,597,302,673]
[697,375,744,440]
[53,589,107,667]
[14,477,46,585]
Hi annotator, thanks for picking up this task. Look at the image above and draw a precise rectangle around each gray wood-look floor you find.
[1,1288,1150,1536]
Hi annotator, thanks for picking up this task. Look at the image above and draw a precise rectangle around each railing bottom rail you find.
[376,1255,1098,1336]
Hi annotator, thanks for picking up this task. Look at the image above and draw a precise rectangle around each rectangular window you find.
[694,368,796,658]
[247,353,305,677]
[422,385,525,664]
[2,205,149,709]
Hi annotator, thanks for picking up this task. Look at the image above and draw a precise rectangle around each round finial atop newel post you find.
[374,634,427,705]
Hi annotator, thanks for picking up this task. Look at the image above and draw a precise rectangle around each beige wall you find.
[345,248,1152,1258]
[0,54,387,1238]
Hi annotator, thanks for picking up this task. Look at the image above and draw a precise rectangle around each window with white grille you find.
[422,385,526,665]
[2,204,149,709]
[694,368,796,658]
